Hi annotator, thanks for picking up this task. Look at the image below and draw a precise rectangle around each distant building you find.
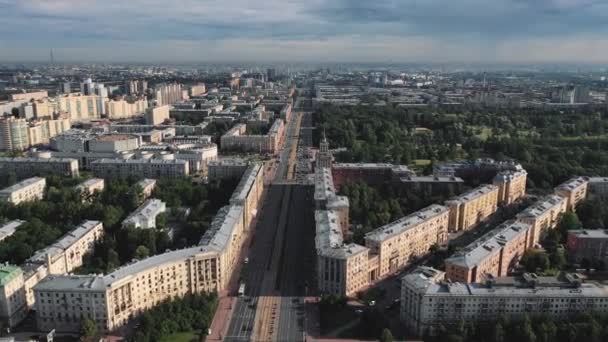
[0,177,46,205]
[316,132,333,169]
[445,185,499,232]
[136,179,157,199]
[401,267,608,336]
[517,195,568,247]
[208,158,249,180]
[122,199,167,229]
[145,105,171,125]
[91,158,189,178]
[493,169,527,205]
[0,220,25,242]
[75,178,104,202]
[588,177,608,199]
[0,156,79,178]
[567,230,608,263]
[554,176,589,211]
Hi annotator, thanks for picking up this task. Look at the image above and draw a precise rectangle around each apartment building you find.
[75,178,104,202]
[401,267,608,336]
[331,163,414,190]
[0,117,28,151]
[0,156,79,178]
[91,158,189,178]
[106,97,148,119]
[122,199,167,229]
[0,177,46,205]
[588,177,608,199]
[365,205,449,281]
[9,91,48,102]
[445,220,532,283]
[493,169,527,205]
[32,164,265,333]
[26,118,72,147]
[144,105,171,125]
[516,195,568,247]
[136,179,156,199]
[154,83,182,106]
[229,163,264,231]
[0,265,27,328]
[0,220,104,329]
[36,94,103,123]
[554,176,589,211]
[0,220,25,242]
[445,185,499,232]
[208,158,249,180]
[220,120,285,154]
[567,230,608,263]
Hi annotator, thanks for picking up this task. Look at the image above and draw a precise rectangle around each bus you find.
[238,283,246,297]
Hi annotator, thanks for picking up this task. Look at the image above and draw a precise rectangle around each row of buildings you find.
[445,177,589,284]
[313,161,529,297]
[0,221,104,327]
[29,162,264,333]
[220,119,286,154]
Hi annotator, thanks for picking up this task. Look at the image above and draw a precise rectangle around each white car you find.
[244,257,249,264]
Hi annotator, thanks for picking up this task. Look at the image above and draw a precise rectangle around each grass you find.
[159,331,199,342]
[414,159,432,166]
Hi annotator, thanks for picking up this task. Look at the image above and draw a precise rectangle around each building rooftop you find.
[400,176,464,183]
[137,178,156,189]
[588,177,608,183]
[0,264,23,286]
[122,199,166,227]
[556,176,589,192]
[199,204,243,250]
[0,220,26,241]
[76,178,104,191]
[208,158,249,167]
[446,184,498,204]
[568,229,608,239]
[230,163,262,204]
[95,134,138,142]
[92,158,188,166]
[493,169,528,182]
[315,209,345,253]
[28,221,102,265]
[446,220,531,268]
[365,204,449,243]
[517,195,566,219]
[314,167,335,202]
[33,275,106,292]
[0,177,45,194]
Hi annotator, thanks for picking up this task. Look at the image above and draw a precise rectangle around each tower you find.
[50,49,54,65]
[316,130,333,169]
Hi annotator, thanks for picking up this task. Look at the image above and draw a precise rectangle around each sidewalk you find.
[207,296,235,341]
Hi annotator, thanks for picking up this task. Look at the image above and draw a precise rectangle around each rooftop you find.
[556,176,589,192]
[517,195,566,219]
[446,184,498,204]
[0,177,45,194]
[0,264,23,286]
[122,199,166,227]
[446,220,531,268]
[568,229,608,239]
[33,275,105,292]
[199,204,243,250]
[365,204,449,242]
[28,221,102,265]
[230,163,262,204]
[0,220,26,240]
[95,134,138,142]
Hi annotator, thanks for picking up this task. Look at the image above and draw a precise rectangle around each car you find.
[244,257,249,264]
[355,309,364,314]
[368,300,376,307]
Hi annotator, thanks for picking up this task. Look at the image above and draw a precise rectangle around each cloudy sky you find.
[0,0,607,63]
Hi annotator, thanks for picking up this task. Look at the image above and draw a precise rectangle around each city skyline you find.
[1,0,608,64]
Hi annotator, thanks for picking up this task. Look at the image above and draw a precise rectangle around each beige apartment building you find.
[75,178,105,202]
[32,165,265,333]
[220,120,285,154]
[516,195,568,247]
[445,220,532,283]
[10,91,48,102]
[0,265,27,327]
[365,205,449,281]
[26,118,72,147]
[0,221,104,328]
[144,105,171,125]
[106,97,149,119]
[493,169,527,205]
[0,177,46,205]
[446,185,499,232]
[554,176,589,211]
[136,179,157,199]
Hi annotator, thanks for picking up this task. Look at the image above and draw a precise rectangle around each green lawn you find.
[159,331,199,342]
[414,159,432,166]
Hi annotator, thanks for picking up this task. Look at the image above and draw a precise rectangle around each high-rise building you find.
[0,117,29,151]
[80,78,95,96]
[60,82,71,94]
[316,131,333,169]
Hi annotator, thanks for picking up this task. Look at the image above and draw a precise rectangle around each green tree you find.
[80,318,97,340]
[134,245,150,260]
[380,328,394,342]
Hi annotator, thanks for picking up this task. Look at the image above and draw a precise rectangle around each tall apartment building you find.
[154,83,182,106]
[105,97,149,119]
[516,195,568,247]
[588,177,608,199]
[188,84,206,97]
[445,220,532,283]
[32,165,265,333]
[493,169,527,205]
[9,91,48,102]
[445,185,499,232]
[554,177,589,211]
[0,117,28,151]
[26,118,72,147]
[0,156,79,178]
[0,265,27,328]
[365,205,449,282]
[567,230,608,263]
[56,94,102,122]
[401,267,608,336]
[91,158,189,178]
[144,105,171,125]
[122,199,167,229]
[316,133,333,169]
[0,177,46,205]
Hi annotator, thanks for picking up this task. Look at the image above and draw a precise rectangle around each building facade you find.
[0,177,46,204]
[567,230,608,263]
[493,169,527,205]
[122,199,167,229]
[445,185,499,232]
[554,177,589,212]
[91,158,189,178]
[0,156,79,178]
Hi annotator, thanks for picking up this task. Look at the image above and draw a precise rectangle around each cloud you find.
[0,0,607,63]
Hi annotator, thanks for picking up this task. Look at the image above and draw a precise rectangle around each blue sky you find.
[1,0,607,63]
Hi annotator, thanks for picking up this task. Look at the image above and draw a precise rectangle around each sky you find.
[0,0,608,64]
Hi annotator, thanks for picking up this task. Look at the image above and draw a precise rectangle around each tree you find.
[134,245,150,260]
[80,318,97,340]
[380,328,394,342]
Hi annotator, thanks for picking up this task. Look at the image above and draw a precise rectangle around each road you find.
[224,108,316,341]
